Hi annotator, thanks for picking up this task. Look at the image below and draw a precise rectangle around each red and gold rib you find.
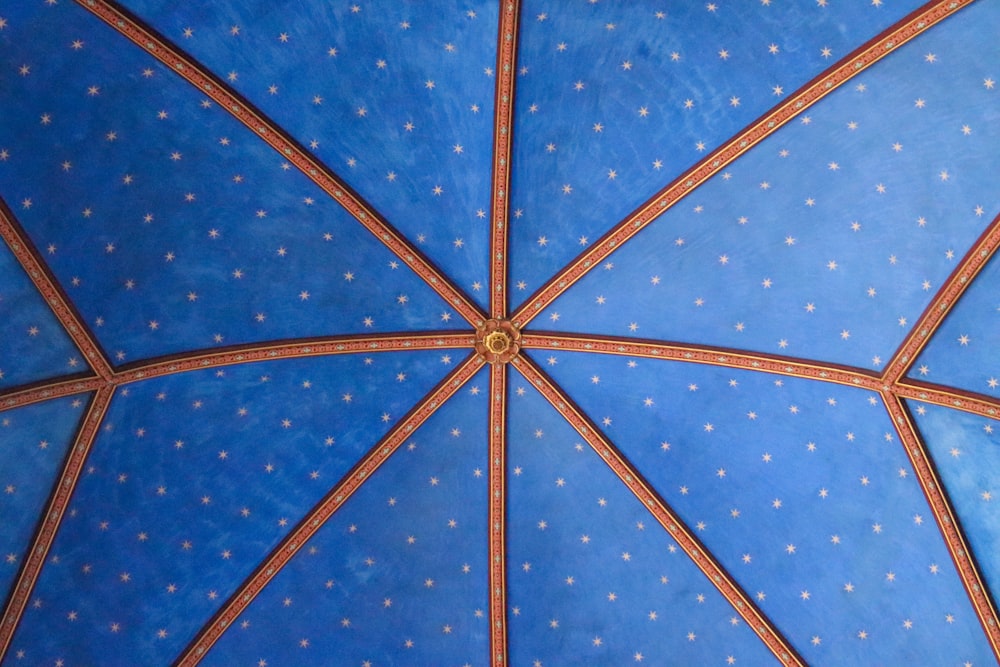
[114,332,475,384]
[512,354,806,667]
[894,380,1000,421]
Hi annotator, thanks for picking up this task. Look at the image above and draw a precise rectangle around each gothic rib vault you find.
[2,1,1000,665]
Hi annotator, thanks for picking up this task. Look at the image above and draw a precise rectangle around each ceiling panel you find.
[0,1,466,370]
[0,394,90,606]
[5,351,455,665]
[908,399,1000,606]
[0,237,86,387]
[114,0,500,310]
[532,349,995,665]
[533,0,1000,370]
[506,370,782,666]
[508,0,928,308]
[201,365,491,667]
[907,247,1000,395]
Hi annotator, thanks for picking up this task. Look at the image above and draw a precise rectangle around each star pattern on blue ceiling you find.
[509,0,932,304]
[505,375,780,666]
[114,0,500,311]
[201,367,491,667]
[0,395,89,605]
[0,2,467,365]
[5,353,455,665]
[909,247,1000,395]
[2,1,1000,666]
[534,350,995,665]
[0,240,85,386]
[909,401,1000,602]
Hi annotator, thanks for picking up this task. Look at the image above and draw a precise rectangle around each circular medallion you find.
[475,319,521,364]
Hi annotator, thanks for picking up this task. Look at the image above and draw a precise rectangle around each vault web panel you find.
[532,349,996,665]
[201,366,491,667]
[114,0,500,311]
[508,0,928,307]
[533,1,1000,370]
[0,394,90,606]
[908,400,1000,606]
[4,351,453,666]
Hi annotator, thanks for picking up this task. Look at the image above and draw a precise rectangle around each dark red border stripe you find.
[522,332,884,391]
[76,0,487,329]
[511,0,974,328]
[881,392,1000,658]
[0,201,113,380]
[489,1,521,318]
[115,333,475,385]
[511,354,806,667]
[886,210,1000,383]
[0,385,114,656]
[174,354,483,666]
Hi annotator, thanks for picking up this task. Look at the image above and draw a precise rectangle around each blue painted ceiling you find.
[1,1,999,666]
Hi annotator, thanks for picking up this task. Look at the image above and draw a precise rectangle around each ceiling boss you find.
[475,319,521,364]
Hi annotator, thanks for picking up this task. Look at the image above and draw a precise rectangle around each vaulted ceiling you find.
[2,1,1000,665]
